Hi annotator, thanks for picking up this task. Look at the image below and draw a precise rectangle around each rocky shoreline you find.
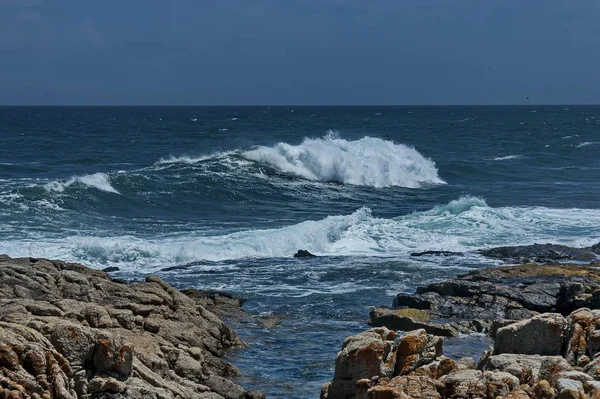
[0,255,263,399]
[320,258,600,399]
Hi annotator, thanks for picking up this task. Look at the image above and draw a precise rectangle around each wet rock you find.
[479,243,598,264]
[258,315,282,329]
[293,249,316,258]
[102,266,120,273]
[369,307,462,337]
[410,251,464,257]
[390,263,600,335]
[494,313,569,356]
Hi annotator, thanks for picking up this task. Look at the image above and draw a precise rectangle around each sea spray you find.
[2,197,599,271]
[241,133,445,188]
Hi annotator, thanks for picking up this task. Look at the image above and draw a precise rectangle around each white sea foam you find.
[241,133,445,188]
[44,173,120,194]
[3,197,599,271]
[577,142,600,148]
[492,155,522,161]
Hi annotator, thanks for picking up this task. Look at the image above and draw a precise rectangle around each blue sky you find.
[1,0,599,105]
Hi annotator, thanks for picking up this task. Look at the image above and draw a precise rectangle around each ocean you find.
[1,105,599,397]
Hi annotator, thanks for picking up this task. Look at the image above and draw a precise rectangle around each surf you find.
[240,133,445,188]
[2,197,599,271]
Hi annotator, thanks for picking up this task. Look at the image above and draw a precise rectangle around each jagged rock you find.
[481,354,572,384]
[479,243,598,264]
[565,308,600,365]
[359,375,441,399]
[391,263,600,332]
[325,328,397,399]
[181,289,247,319]
[437,369,488,398]
[494,313,569,356]
[0,255,256,399]
[369,307,463,337]
[395,329,443,375]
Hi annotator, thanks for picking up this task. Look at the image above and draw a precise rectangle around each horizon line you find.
[1,103,599,107]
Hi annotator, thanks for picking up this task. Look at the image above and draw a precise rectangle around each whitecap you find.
[240,132,445,188]
[44,173,120,194]
[3,196,600,271]
[492,155,522,161]
[577,142,599,148]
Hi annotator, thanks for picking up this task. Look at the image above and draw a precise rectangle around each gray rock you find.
[494,313,569,355]
[479,243,598,264]
[555,378,585,399]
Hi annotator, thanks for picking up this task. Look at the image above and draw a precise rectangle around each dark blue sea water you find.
[1,106,600,398]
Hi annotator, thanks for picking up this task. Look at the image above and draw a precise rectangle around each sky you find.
[1,0,599,105]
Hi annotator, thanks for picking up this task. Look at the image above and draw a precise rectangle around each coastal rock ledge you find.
[0,255,264,399]
[322,262,600,399]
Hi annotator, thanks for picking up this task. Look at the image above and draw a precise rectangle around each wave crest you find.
[44,173,120,194]
[4,197,600,270]
[240,133,445,188]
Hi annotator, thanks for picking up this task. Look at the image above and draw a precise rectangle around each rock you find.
[494,313,569,355]
[0,255,258,399]
[583,357,600,379]
[369,307,461,337]
[479,243,598,264]
[565,308,600,365]
[293,249,316,258]
[555,378,586,399]
[534,380,557,399]
[390,263,600,332]
[258,315,282,329]
[181,289,247,319]
[410,251,464,257]
[481,354,571,384]
[102,266,120,273]
[327,328,397,399]
[395,329,443,375]
[361,375,441,399]
[437,369,488,398]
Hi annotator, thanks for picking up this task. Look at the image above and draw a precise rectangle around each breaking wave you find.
[44,173,120,194]
[240,133,445,188]
[2,197,599,271]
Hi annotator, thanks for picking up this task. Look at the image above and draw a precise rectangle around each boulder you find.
[481,354,571,384]
[494,313,569,355]
[555,378,586,399]
[326,328,397,399]
[369,307,462,337]
[395,329,443,375]
[293,249,316,258]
